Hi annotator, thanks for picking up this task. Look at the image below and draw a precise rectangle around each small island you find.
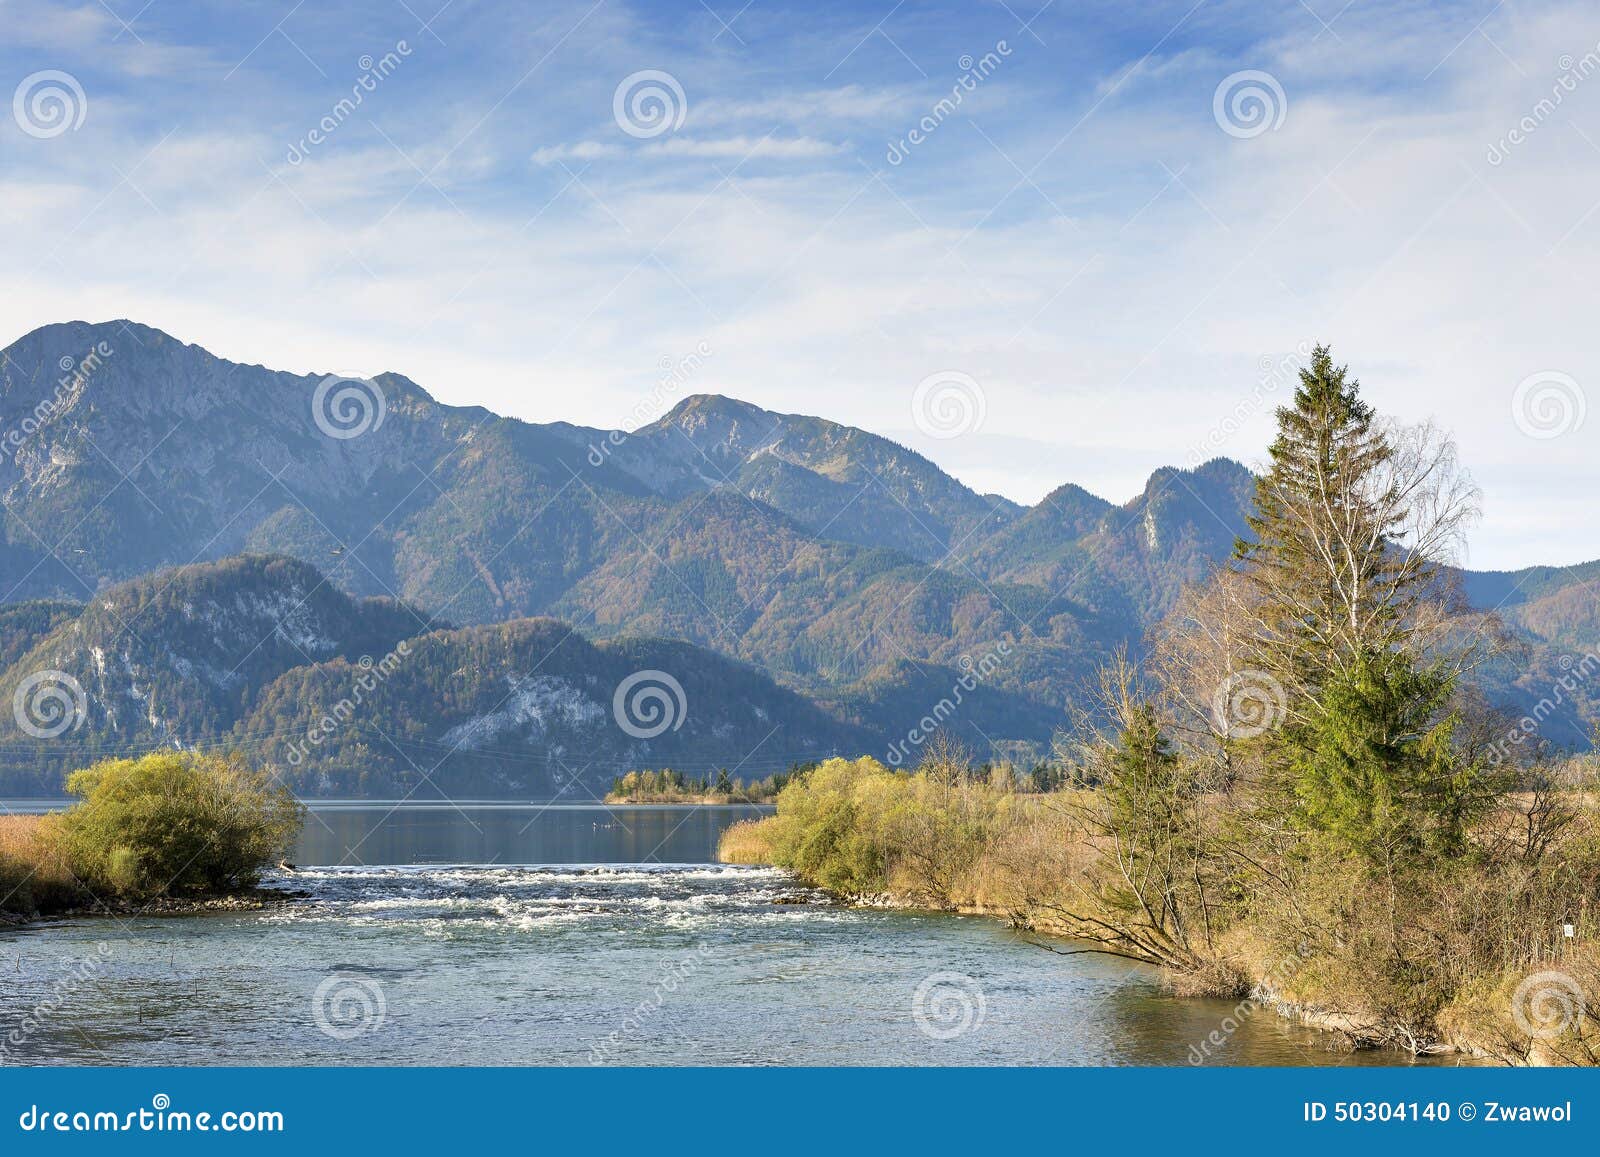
[604,764,814,805]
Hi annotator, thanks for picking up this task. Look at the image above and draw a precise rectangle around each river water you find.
[0,804,1458,1066]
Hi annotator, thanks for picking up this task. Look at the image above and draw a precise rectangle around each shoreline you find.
[0,887,308,931]
[1,798,776,812]
[602,794,778,806]
[710,759,1591,1068]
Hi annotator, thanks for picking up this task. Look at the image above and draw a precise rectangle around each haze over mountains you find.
[0,321,1594,795]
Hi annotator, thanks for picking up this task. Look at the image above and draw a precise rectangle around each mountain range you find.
[0,320,1594,796]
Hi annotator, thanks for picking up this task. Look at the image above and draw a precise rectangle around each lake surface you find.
[0,804,1462,1066]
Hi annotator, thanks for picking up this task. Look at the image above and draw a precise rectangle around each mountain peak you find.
[14,318,166,346]
[661,393,772,423]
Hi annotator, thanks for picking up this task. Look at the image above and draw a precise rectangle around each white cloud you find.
[651,135,844,158]
[692,84,923,127]
[533,136,844,164]
[2,0,1597,568]
[532,141,624,164]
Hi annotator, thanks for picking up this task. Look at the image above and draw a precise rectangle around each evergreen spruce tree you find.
[1231,346,1485,861]
[1235,346,1415,695]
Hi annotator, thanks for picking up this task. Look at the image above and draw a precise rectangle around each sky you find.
[1,0,1596,570]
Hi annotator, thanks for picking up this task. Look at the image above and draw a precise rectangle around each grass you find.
[0,814,81,916]
[717,817,778,863]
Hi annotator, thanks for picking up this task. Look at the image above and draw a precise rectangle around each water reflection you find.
[292,803,770,865]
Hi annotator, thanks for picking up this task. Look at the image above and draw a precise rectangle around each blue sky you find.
[2,0,1597,568]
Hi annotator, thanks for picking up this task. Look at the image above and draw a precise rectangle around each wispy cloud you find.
[532,135,844,164]
[532,140,625,164]
[1,0,1596,567]
[692,84,923,127]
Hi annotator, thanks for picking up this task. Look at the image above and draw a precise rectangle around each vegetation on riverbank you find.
[724,349,1600,1065]
[0,814,78,917]
[0,751,302,919]
[724,748,1600,1063]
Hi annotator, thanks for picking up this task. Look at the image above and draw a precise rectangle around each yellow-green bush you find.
[59,752,302,900]
[715,728,1600,1062]
[718,756,1013,906]
[759,757,893,896]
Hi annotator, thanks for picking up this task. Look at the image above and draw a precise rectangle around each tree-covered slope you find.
[0,553,874,795]
[1,320,1594,771]
[0,556,435,780]
[235,618,874,797]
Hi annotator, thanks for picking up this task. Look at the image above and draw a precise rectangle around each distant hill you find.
[234,617,872,797]
[1,319,1595,786]
[0,556,871,795]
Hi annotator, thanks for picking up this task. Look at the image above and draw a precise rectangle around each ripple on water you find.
[0,859,1463,1066]
[258,863,837,938]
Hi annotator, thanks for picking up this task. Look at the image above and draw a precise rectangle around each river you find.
[0,803,1461,1066]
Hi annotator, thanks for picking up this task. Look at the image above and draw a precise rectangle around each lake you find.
[0,803,1462,1066]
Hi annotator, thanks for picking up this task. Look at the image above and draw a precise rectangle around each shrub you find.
[0,814,80,915]
[59,752,302,899]
[727,755,1013,905]
[762,757,893,896]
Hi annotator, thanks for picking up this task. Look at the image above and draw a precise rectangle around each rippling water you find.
[0,806,1459,1066]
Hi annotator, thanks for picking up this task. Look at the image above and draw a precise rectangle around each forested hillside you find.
[0,556,871,795]
[1,320,1595,792]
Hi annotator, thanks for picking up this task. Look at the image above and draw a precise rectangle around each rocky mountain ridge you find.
[1,319,1594,787]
